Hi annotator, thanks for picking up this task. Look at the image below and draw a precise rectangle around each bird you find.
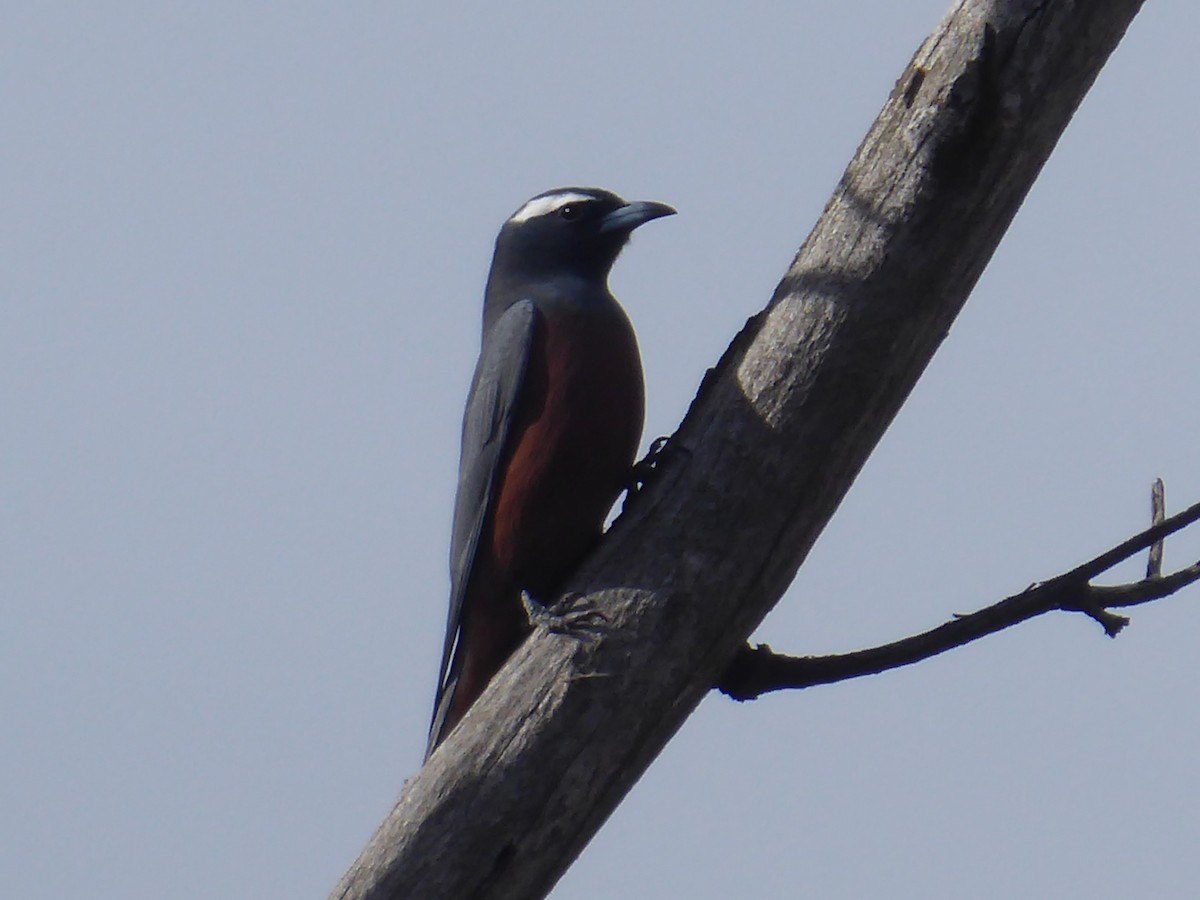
[425,186,675,759]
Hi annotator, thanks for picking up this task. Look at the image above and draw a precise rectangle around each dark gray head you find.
[485,187,675,301]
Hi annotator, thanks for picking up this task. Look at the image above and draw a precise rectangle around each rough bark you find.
[331,1,1147,897]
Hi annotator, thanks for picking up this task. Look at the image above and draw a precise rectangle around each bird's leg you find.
[628,435,671,492]
[522,590,608,639]
[623,434,685,511]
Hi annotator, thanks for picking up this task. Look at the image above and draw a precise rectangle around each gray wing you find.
[428,299,539,751]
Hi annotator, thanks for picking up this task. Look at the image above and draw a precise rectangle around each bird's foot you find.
[623,435,683,511]
[628,435,671,492]
[522,591,608,639]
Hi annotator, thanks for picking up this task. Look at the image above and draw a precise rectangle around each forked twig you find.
[718,483,1200,701]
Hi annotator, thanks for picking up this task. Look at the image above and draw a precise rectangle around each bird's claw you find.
[522,591,608,639]
[630,435,671,488]
[625,434,681,507]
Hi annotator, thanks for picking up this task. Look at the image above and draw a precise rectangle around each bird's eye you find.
[558,204,584,221]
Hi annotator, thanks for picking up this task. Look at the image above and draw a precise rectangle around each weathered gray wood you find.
[331,1,1146,897]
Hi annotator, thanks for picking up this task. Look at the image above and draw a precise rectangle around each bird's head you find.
[489,187,676,288]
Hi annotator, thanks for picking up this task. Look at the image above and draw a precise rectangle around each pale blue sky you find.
[4,3,1199,897]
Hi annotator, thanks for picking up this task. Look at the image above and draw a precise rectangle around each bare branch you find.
[1090,563,1200,609]
[1061,497,1200,585]
[717,491,1200,700]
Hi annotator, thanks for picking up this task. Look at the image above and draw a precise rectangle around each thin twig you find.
[717,487,1200,701]
[1148,478,1165,578]
[1061,496,1200,585]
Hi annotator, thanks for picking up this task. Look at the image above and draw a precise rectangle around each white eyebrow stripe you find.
[507,192,595,224]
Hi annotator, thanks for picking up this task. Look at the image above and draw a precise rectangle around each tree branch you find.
[717,487,1200,700]
[331,2,1151,898]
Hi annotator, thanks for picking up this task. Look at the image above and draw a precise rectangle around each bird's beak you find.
[599,200,677,234]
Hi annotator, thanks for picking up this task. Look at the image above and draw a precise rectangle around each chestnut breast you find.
[486,296,645,598]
